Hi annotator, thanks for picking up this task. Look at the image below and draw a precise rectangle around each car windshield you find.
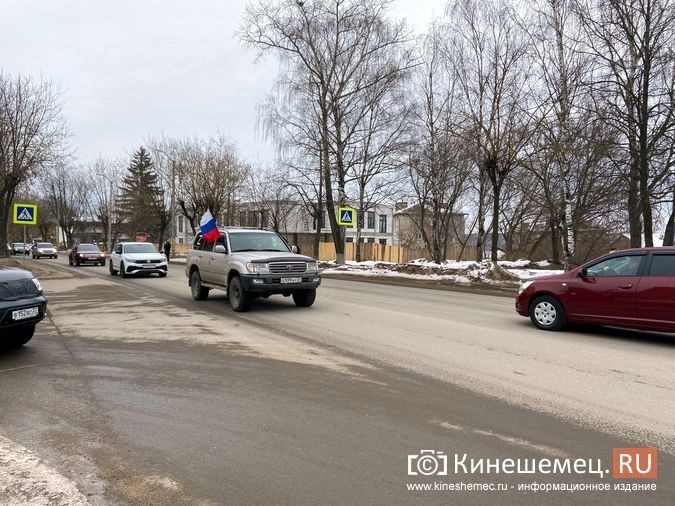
[228,232,290,253]
[77,244,100,252]
[125,243,158,254]
[38,243,53,248]
[13,243,25,247]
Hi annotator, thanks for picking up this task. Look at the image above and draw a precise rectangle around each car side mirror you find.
[214,244,227,254]
[291,245,300,254]
[578,268,588,278]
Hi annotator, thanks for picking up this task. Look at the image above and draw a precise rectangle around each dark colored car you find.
[0,267,47,346]
[69,243,106,266]
[516,247,675,332]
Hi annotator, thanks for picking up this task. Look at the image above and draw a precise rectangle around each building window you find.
[367,211,375,229]
[346,237,354,243]
[261,210,269,229]
[367,237,375,243]
[313,209,325,230]
[378,238,387,245]
[379,214,387,233]
[239,211,247,227]
[178,215,184,234]
[178,237,184,244]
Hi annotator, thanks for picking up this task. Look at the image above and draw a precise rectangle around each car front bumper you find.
[124,262,168,275]
[0,295,48,332]
[240,274,321,293]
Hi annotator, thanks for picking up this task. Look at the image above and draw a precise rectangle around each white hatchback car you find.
[109,242,167,278]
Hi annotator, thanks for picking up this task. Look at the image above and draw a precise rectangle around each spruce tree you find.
[117,147,168,244]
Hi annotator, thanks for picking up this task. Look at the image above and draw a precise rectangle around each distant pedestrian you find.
[163,240,171,261]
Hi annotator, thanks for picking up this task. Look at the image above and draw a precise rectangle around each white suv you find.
[109,242,167,278]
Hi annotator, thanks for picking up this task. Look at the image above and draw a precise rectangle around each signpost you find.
[13,203,38,269]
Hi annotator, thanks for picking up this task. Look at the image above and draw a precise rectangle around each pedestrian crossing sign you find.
[337,206,355,226]
[13,203,38,225]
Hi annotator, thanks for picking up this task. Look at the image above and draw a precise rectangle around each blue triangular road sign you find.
[18,208,33,221]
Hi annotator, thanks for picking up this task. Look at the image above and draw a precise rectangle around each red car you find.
[516,247,675,332]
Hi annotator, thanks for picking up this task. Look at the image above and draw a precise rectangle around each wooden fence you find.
[172,239,476,263]
[308,242,476,263]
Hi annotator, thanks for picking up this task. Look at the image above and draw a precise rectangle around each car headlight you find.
[32,278,43,292]
[246,262,270,274]
[306,261,318,272]
[99,253,106,258]
[518,280,534,295]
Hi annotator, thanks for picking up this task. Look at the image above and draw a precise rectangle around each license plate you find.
[280,277,302,284]
[12,307,39,320]
[142,264,155,268]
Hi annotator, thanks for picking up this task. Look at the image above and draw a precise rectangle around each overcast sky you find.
[1,0,443,167]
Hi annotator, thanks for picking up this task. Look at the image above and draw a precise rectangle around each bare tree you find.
[0,73,69,256]
[577,0,675,247]
[404,27,470,263]
[172,135,249,234]
[449,0,537,261]
[245,165,297,233]
[85,156,125,250]
[40,164,89,246]
[240,0,414,264]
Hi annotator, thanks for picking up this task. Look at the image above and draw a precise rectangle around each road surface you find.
[0,256,672,504]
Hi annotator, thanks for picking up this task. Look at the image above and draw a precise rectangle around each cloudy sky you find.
[1,0,443,167]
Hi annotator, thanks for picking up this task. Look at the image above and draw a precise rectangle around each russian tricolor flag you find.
[200,210,221,242]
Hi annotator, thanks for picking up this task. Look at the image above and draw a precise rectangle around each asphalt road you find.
[0,256,673,505]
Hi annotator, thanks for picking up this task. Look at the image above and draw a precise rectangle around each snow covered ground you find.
[320,259,563,286]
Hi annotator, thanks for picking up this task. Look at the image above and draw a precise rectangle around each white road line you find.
[432,420,571,458]
[0,435,89,506]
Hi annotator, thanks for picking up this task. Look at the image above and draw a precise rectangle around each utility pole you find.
[107,178,113,252]
[170,159,176,257]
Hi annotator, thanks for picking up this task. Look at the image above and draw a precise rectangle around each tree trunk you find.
[490,180,502,262]
[475,178,485,262]
[663,185,675,246]
[627,161,642,247]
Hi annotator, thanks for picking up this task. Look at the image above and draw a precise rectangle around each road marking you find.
[0,435,89,505]
[0,363,52,374]
[431,420,570,458]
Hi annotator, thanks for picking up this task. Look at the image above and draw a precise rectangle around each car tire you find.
[120,261,128,278]
[54,255,58,259]
[68,257,73,265]
[190,270,209,300]
[75,259,81,266]
[158,272,167,278]
[228,276,251,312]
[10,326,35,347]
[292,289,316,307]
[109,262,118,276]
[100,260,106,266]
[529,295,566,331]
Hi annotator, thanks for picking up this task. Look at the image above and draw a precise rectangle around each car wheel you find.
[292,289,316,307]
[9,326,35,347]
[120,261,128,278]
[100,260,106,266]
[158,272,167,278]
[190,270,209,300]
[228,276,251,312]
[109,262,118,276]
[75,259,81,266]
[529,295,566,331]
[68,257,73,266]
